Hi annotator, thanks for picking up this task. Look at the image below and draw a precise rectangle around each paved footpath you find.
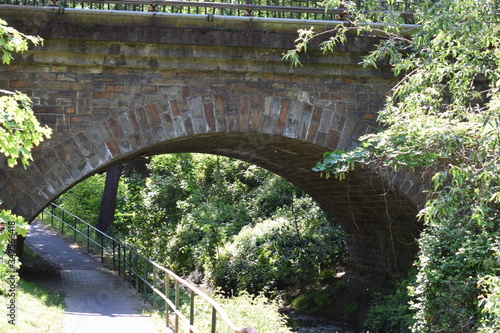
[26,220,162,333]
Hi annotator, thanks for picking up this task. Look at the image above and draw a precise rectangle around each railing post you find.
[61,209,64,234]
[153,266,157,311]
[118,242,121,274]
[211,307,217,333]
[143,260,147,301]
[86,224,90,252]
[113,240,116,272]
[165,272,170,329]
[100,233,104,262]
[189,289,195,331]
[175,280,179,333]
[128,248,132,286]
[73,216,77,242]
[51,204,54,227]
[135,253,139,292]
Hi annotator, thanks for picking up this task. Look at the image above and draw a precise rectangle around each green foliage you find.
[0,19,49,168]
[287,0,500,331]
[0,20,48,291]
[0,211,28,287]
[58,174,107,224]
[210,198,345,296]
[363,273,416,333]
[0,18,42,65]
[0,279,65,332]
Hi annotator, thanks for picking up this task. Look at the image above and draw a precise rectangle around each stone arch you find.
[1,94,423,276]
[0,6,427,275]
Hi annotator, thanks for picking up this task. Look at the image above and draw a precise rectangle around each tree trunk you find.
[96,164,124,233]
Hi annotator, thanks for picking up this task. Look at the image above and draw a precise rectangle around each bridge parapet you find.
[0,0,422,21]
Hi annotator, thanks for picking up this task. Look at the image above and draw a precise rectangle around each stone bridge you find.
[0,5,426,275]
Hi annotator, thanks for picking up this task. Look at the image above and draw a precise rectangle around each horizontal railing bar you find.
[69,0,346,14]
[50,203,115,241]
[43,210,107,249]
[4,0,424,19]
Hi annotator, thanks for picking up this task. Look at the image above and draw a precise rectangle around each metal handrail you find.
[0,0,423,21]
[41,202,257,333]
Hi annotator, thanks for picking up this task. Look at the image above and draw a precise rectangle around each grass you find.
[147,291,292,333]
[0,279,66,332]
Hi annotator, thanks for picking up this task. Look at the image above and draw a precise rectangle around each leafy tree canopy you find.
[0,19,49,286]
[286,0,500,331]
[1,18,50,168]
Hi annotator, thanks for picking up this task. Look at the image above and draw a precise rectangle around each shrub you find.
[209,200,345,296]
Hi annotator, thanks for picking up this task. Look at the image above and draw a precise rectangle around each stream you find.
[286,311,358,333]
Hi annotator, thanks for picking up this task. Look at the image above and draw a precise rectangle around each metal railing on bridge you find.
[0,0,422,21]
[40,202,257,333]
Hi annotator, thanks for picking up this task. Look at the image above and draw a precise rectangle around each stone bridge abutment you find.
[0,6,426,275]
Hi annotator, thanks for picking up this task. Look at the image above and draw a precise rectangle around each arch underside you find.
[2,131,422,275]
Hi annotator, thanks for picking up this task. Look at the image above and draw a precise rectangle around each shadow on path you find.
[25,220,161,333]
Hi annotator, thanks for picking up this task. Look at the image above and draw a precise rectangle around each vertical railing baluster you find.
[165,273,170,329]
[189,289,195,332]
[51,203,54,227]
[174,280,179,333]
[128,248,132,286]
[113,240,116,272]
[135,253,139,292]
[211,307,217,333]
[153,266,157,311]
[143,260,147,301]
[100,232,104,262]
[86,224,90,252]
[73,216,77,242]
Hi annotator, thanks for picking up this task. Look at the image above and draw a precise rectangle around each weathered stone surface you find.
[0,6,426,276]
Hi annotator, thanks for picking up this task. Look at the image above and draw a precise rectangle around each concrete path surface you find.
[25,220,162,333]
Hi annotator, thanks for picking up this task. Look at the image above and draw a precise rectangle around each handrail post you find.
[165,272,170,329]
[143,260,147,301]
[50,203,54,227]
[174,280,179,333]
[73,216,77,242]
[100,232,104,262]
[128,248,132,286]
[86,224,90,252]
[135,253,139,292]
[211,307,217,333]
[118,243,122,276]
[152,266,157,311]
[113,240,116,272]
[189,289,195,331]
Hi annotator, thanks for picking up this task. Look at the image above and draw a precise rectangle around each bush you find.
[209,199,345,296]
[363,273,416,333]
